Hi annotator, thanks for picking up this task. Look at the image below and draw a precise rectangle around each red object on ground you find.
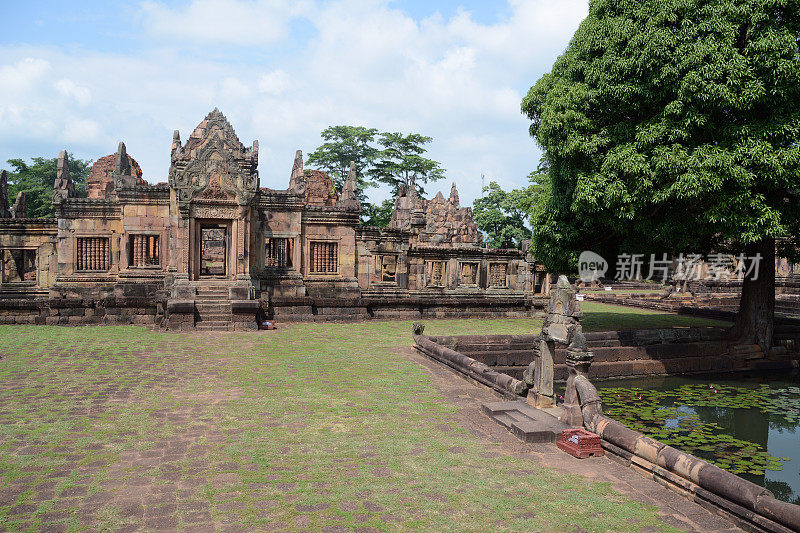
[258,320,276,330]
[556,428,604,458]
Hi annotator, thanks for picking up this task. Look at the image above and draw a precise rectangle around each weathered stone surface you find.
[52,150,76,202]
[388,182,482,245]
[1,109,540,328]
[86,142,147,199]
[304,170,338,206]
[86,146,145,199]
[10,191,26,219]
[167,300,194,314]
[339,161,360,211]
[526,275,594,415]
[230,300,259,312]
[289,149,306,194]
[168,108,258,210]
[481,401,569,443]
[0,169,10,218]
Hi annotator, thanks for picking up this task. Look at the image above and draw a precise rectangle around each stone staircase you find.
[194,284,233,331]
[426,327,775,381]
[481,401,567,443]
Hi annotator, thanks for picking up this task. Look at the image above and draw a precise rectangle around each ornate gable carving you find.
[169,109,258,212]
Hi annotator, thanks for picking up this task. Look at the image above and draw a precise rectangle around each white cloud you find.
[220,77,252,100]
[0,104,58,139]
[140,0,311,45]
[55,79,92,106]
[0,57,50,97]
[257,69,291,95]
[1,0,589,204]
[61,119,103,143]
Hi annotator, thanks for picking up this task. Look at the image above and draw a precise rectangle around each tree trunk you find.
[733,237,775,353]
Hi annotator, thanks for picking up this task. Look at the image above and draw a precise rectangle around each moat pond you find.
[589,372,800,504]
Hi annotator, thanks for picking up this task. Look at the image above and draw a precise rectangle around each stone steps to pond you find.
[424,326,793,381]
[481,401,568,443]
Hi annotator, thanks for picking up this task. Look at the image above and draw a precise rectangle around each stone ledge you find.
[230,300,259,313]
[167,299,194,313]
[481,401,568,443]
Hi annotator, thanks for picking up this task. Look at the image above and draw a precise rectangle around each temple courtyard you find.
[0,303,740,532]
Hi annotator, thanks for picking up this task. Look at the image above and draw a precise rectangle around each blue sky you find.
[0,0,588,204]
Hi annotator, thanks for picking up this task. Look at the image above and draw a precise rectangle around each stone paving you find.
[0,344,241,532]
[405,348,744,533]
[0,322,745,531]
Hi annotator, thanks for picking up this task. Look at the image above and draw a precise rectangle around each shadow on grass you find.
[580,302,731,333]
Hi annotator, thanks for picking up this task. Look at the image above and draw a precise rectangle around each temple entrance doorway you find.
[199,223,228,277]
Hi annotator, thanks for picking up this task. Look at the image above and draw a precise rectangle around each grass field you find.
[582,289,667,295]
[0,305,730,532]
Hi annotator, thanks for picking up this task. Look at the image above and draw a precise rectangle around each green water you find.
[591,372,800,504]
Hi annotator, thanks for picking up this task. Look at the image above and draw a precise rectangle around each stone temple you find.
[0,110,548,330]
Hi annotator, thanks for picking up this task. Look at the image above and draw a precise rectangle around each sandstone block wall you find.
[0,220,58,289]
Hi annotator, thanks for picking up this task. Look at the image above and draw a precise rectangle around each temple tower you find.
[167,109,258,283]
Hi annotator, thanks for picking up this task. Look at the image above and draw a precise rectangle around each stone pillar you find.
[91,238,98,270]
[53,150,76,204]
[183,218,192,279]
[533,337,555,407]
[133,235,143,267]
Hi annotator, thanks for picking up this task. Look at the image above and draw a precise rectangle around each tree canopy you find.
[5,155,90,218]
[361,199,395,227]
[472,182,532,249]
[522,0,800,350]
[306,127,445,226]
[305,126,378,202]
[368,132,445,196]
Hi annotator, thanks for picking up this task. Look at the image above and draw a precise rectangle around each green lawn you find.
[582,289,666,294]
[0,304,726,532]
[579,301,729,331]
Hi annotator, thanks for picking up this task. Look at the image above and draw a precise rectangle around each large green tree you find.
[472,182,533,249]
[522,0,800,351]
[368,132,445,196]
[307,127,446,227]
[361,198,395,227]
[5,155,90,218]
[305,125,378,201]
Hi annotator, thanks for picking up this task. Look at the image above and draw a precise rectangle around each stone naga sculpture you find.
[524,275,594,416]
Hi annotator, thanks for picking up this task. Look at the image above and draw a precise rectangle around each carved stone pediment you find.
[168,109,258,212]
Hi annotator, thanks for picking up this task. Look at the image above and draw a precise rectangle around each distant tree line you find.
[4,155,91,218]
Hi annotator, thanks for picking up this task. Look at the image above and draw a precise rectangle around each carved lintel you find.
[192,205,238,219]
